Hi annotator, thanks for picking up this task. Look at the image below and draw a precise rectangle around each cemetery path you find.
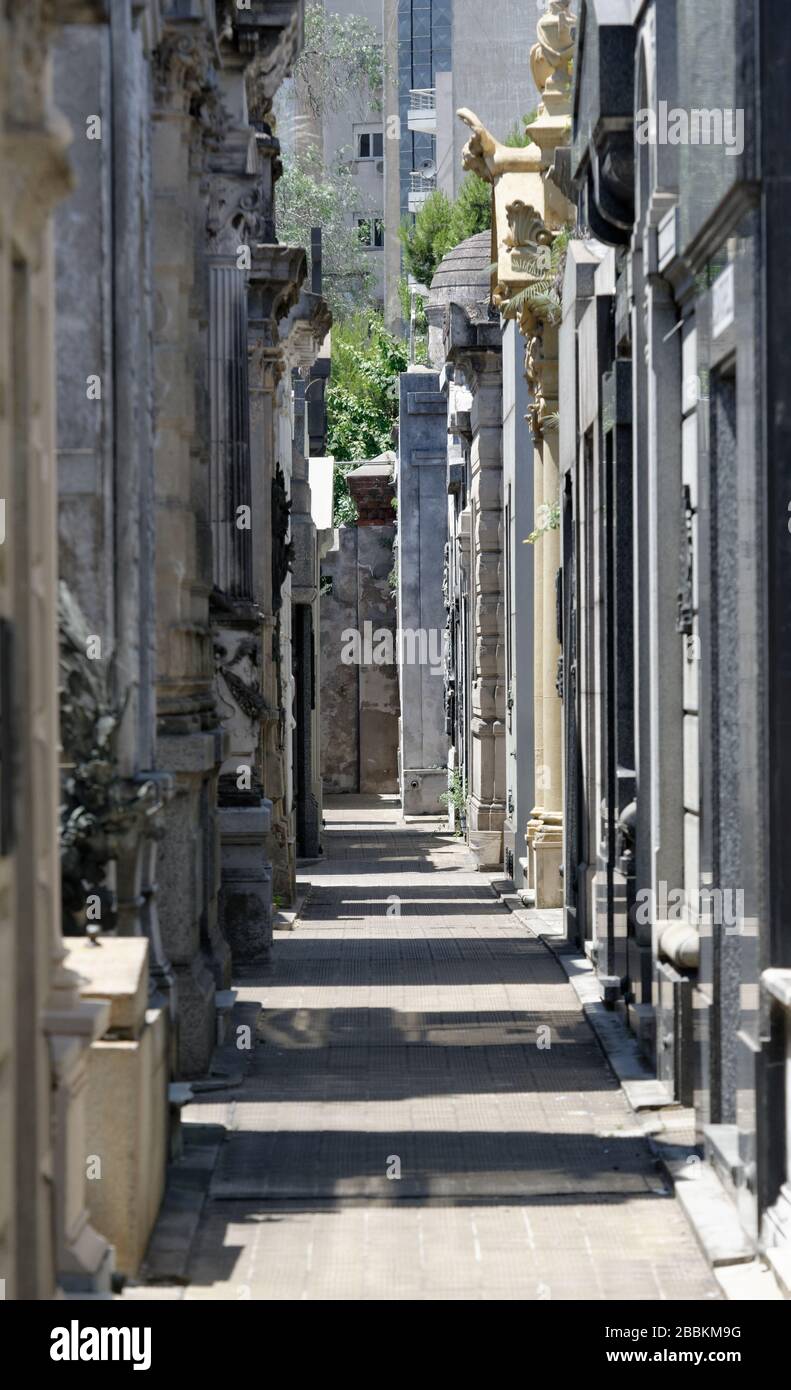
[127,796,719,1301]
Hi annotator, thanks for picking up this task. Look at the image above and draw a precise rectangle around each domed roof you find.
[427,230,492,311]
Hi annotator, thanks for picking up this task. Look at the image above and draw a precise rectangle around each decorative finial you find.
[530,0,576,117]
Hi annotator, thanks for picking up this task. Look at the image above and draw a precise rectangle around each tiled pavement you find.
[130,796,720,1301]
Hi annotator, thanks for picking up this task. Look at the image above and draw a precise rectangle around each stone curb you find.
[486,875,788,1301]
[131,999,262,1286]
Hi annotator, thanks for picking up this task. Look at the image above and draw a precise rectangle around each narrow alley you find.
[131,799,719,1302]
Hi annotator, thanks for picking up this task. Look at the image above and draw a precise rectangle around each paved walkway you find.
[133,797,720,1301]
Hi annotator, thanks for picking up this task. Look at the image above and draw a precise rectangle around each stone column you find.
[397,368,450,814]
[207,201,272,966]
[151,17,226,1078]
[525,317,563,905]
[0,0,116,1296]
[445,305,506,868]
[455,1,575,903]
[284,291,332,857]
[247,242,306,905]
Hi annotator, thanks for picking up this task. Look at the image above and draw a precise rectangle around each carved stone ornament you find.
[503,199,555,273]
[207,178,271,250]
[244,7,303,125]
[523,327,557,442]
[456,108,540,185]
[153,23,229,143]
[530,1,576,114]
[214,635,275,723]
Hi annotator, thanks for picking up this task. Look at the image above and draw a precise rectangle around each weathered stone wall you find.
[1,0,119,1302]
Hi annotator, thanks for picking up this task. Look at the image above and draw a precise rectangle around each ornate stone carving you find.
[207,178,271,251]
[214,635,274,724]
[244,6,303,124]
[214,0,304,122]
[457,108,540,184]
[504,200,554,256]
[153,22,229,143]
[530,1,576,115]
[248,243,307,347]
[456,112,567,308]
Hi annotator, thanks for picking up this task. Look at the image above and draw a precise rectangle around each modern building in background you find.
[384,0,539,329]
[277,0,387,302]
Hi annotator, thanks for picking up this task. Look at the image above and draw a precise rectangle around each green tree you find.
[292,2,383,119]
[326,311,408,524]
[276,149,375,318]
[446,172,492,247]
[398,188,455,288]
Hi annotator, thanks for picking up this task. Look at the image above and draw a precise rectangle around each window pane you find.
[358,133,370,158]
[373,132,383,157]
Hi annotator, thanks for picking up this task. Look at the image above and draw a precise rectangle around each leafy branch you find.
[524,500,561,545]
[499,225,573,324]
[292,2,383,120]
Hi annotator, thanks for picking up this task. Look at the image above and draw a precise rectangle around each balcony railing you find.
[407,170,437,211]
[407,87,437,133]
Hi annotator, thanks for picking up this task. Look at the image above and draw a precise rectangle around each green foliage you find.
[500,225,573,326]
[511,113,536,137]
[525,499,561,545]
[399,188,455,288]
[292,2,383,119]
[447,172,491,245]
[439,768,467,834]
[399,176,490,289]
[332,465,357,527]
[326,311,408,525]
[276,149,375,318]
